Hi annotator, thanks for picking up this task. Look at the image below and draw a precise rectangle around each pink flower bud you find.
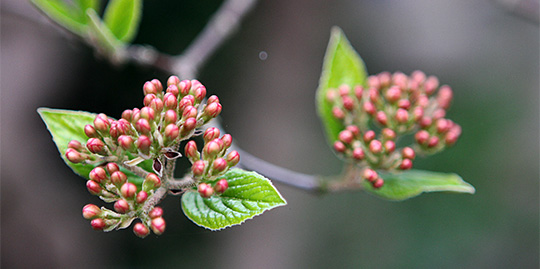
[164,110,178,125]
[68,140,83,150]
[214,179,229,194]
[116,119,131,135]
[164,124,179,141]
[354,85,364,100]
[185,141,199,161]
[144,173,161,190]
[93,113,110,132]
[392,72,408,90]
[369,140,383,154]
[136,135,152,154]
[203,127,221,143]
[368,75,380,88]
[91,218,106,230]
[398,99,411,110]
[445,131,460,145]
[198,183,214,198]
[84,124,98,138]
[376,111,388,126]
[352,147,364,160]
[82,204,101,219]
[149,207,163,219]
[178,80,191,96]
[181,118,197,136]
[89,167,108,183]
[167,75,180,87]
[118,135,134,151]
[402,147,416,160]
[419,117,432,128]
[135,118,151,134]
[114,199,130,213]
[411,70,426,83]
[332,107,345,119]
[122,109,133,121]
[136,191,148,203]
[346,125,360,137]
[326,89,337,102]
[432,109,446,120]
[363,102,376,115]
[133,222,150,238]
[384,140,396,153]
[204,102,222,118]
[121,182,137,198]
[221,134,233,149]
[109,122,120,138]
[436,119,450,133]
[437,85,453,109]
[363,130,375,143]
[395,108,409,123]
[131,108,141,124]
[163,93,177,110]
[212,158,228,173]
[140,107,156,121]
[192,160,205,176]
[413,106,424,121]
[382,128,396,140]
[86,138,105,154]
[416,95,429,108]
[424,76,439,95]
[379,71,391,87]
[338,130,354,144]
[151,217,166,235]
[400,159,413,170]
[194,86,207,102]
[207,95,219,104]
[111,171,127,186]
[151,79,163,93]
[372,178,384,189]
[182,105,198,120]
[66,148,85,163]
[342,96,354,111]
[369,87,379,103]
[144,94,156,107]
[333,141,346,153]
[166,84,179,97]
[363,168,378,182]
[427,136,439,148]
[338,84,350,96]
[415,130,430,144]
[105,163,119,174]
[149,98,164,112]
[86,180,102,195]
[226,150,240,167]
[385,86,401,103]
[143,81,158,95]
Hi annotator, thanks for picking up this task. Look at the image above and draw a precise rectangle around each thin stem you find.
[119,161,150,179]
[142,186,168,214]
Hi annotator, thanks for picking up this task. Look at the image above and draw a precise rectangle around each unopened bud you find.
[203,140,221,159]
[369,87,379,103]
[212,158,228,173]
[184,141,200,162]
[437,85,453,109]
[400,158,413,170]
[385,86,401,103]
[121,182,137,198]
[105,163,119,174]
[226,151,240,167]
[82,204,101,219]
[166,85,179,97]
[207,95,219,104]
[164,110,178,125]
[140,107,156,121]
[149,98,164,112]
[415,130,430,145]
[333,141,346,153]
[332,107,345,119]
[66,148,85,163]
[122,109,133,121]
[363,168,378,182]
[342,96,354,111]
[164,124,179,141]
[398,99,411,110]
[93,113,110,132]
[116,119,131,135]
[86,138,105,154]
[84,124,98,138]
[363,130,376,143]
[136,135,152,154]
[143,173,161,191]
[89,167,108,183]
[381,128,396,140]
[68,140,83,150]
[369,140,383,154]
[192,160,205,176]
[151,217,166,235]
[384,140,395,153]
[338,84,350,96]
[338,130,354,144]
[204,102,222,118]
[395,108,409,123]
[436,119,450,133]
[182,106,198,120]
[181,118,197,136]
[133,222,150,238]
[91,218,106,230]
[445,131,460,145]
[221,134,233,149]
[214,179,229,194]
[427,136,439,148]
[178,80,191,96]
[143,81,158,95]
[363,102,376,115]
[354,85,364,100]
[376,111,388,126]
[86,180,102,195]
[144,94,156,107]
[111,171,127,186]
[198,183,214,198]
[114,199,130,213]
[402,147,416,160]
[346,125,360,137]
[163,93,177,110]
[135,118,151,134]
[136,191,148,203]
[118,135,134,151]
[372,178,384,189]
[203,127,220,143]
[167,75,180,87]
[149,207,163,219]
[413,106,424,121]
[194,86,207,102]
[352,147,365,160]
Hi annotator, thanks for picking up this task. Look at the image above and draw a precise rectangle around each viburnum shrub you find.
[35,0,474,238]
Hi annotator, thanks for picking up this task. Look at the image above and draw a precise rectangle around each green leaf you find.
[37,108,146,186]
[31,0,87,35]
[363,169,475,201]
[103,0,142,43]
[181,169,287,231]
[316,26,368,145]
[76,0,99,13]
[86,9,125,61]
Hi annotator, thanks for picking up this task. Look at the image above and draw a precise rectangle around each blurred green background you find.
[2,0,538,268]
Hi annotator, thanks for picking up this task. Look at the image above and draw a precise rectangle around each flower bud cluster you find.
[326,71,462,188]
[184,127,239,198]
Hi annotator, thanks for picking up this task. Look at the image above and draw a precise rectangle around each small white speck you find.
[258,51,268,61]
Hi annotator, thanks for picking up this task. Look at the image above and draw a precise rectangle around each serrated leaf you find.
[103,0,142,43]
[31,0,87,35]
[181,169,287,231]
[363,169,475,201]
[316,26,368,145]
[37,108,147,186]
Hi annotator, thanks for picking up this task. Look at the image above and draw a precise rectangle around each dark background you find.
[2,0,539,268]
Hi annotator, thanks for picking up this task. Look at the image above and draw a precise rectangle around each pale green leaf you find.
[86,9,124,60]
[76,0,100,14]
[181,169,287,230]
[31,0,87,35]
[103,0,142,43]
[363,169,475,201]
[316,26,368,145]
[37,108,147,186]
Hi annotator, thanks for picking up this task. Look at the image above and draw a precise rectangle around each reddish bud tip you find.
[163,93,178,110]
[164,110,178,125]
[402,147,416,160]
[400,158,413,170]
[342,96,355,111]
[372,178,384,189]
[203,127,221,143]
[207,95,220,104]
[204,102,222,118]
[384,140,396,153]
[221,134,233,149]
[436,119,450,133]
[212,158,228,173]
[149,98,164,112]
[226,150,240,167]
[437,85,453,109]
[338,130,354,144]
[114,199,130,213]
[192,160,206,176]
[66,148,85,163]
[164,124,179,141]
[140,107,156,121]
[395,108,409,123]
[86,138,105,154]
[413,106,424,121]
[185,141,199,161]
[363,168,378,182]
[385,86,401,103]
[214,179,229,194]
[111,171,127,186]
[332,107,345,119]
[82,204,101,219]
[151,79,163,92]
[86,180,102,195]
[198,183,214,198]
[369,140,383,154]
[333,141,346,153]
[68,140,83,150]
[84,124,98,138]
[178,80,192,96]
[118,135,134,151]
[195,86,207,102]
[338,84,350,96]
[203,140,221,158]
[182,106,198,120]
[136,135,152,153]
[149,207,163,219]
[369,87,379,103]
[143,94,156,107]
[398,99,411,110]
[376,111,388,126]
[382,128,396,140]
[181,118,197,135]
[91,218,106,230]
[93,113,110,132]
[166,85,179,97]
[143,173,161,190]
[151,217,166,235]
[133,222,150,238]
[136,191,148,204]
[445,131,460,145]
[364,130,376,143]
[135,119,151,134]
[122,109,133,121]
[89,167,108,183]
[354,85,364,100]
[143,81,158,95]
[363,102,376,115]
[326,89,337,103]
[167,75,180,87]
[415,130,430,145]
[427,136,440,148]
[346,125,360,137]
[121,182,137,198]
[352,147,365,160]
